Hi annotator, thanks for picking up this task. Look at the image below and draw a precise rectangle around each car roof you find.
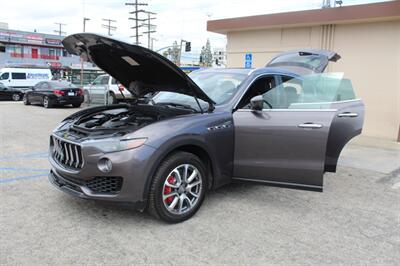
[194,67,306,77]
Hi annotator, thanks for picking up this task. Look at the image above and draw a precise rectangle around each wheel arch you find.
[142,140,216,200]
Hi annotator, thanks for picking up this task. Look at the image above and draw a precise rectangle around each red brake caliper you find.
[164,176,176,203]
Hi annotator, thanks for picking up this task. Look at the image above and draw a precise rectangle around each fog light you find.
[98,158,112,172]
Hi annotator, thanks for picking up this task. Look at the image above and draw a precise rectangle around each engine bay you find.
[72,104,193,132]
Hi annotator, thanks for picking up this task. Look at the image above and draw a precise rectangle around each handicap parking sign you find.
[245,53,252,69]
[245,61,252,68]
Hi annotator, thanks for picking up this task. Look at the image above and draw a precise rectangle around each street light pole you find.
[83,17,90,32]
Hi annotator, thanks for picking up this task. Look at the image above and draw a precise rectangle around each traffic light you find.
[185,42,191,52]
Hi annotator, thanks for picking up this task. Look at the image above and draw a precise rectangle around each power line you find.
[125,0,148,45]
[102,18,117,36]
[54,23,66,36]
[141,11,156,49]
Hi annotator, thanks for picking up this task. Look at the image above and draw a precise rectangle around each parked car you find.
[83,74,133,104]
[49,33,364,223]
[0,82,23,101]
[0,68,52,92]
[23,81,84,108]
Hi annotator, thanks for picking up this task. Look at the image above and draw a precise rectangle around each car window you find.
[40,83,49,90]
[92,76,103,85]
[34,82,43,89]
[236,75,276,109]
[111,78,117,85]
[100,76,109,85]
[11,73,26,80]
[280,74,356,109]
[0,72,9,80]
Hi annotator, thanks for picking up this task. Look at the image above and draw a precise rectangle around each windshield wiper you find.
[155,102,198,112]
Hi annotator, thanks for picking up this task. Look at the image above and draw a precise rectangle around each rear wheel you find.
[23,94,30,105]
[147,152,207,223]
[107,91,117,105]
[43,96,53,108]
[12,93,21,101]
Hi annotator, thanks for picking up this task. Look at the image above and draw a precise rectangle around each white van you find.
[0,68,52,91]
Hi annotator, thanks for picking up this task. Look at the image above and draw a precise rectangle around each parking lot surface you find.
[1,101,399,265]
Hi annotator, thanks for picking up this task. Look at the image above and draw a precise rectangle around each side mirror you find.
[250,95,264,111]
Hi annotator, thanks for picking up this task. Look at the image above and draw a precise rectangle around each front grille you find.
[52,136,84,169]
[86,177,123,194]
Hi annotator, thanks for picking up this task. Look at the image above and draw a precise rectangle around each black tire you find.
[23,94,30,105]
[107,91,117,105]
[12,93,21,101]
[72,103,82,108]
[43,96,53,108]
[147,152,207,223]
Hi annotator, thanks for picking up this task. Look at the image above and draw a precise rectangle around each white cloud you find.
[0,0,388,54]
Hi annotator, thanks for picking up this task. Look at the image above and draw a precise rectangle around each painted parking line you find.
[0,151,48,161]
[0,173,48,184]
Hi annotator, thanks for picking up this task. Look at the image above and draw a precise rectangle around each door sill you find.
[232,177,323,192]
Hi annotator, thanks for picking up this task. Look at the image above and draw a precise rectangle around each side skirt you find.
[232,177,323,192]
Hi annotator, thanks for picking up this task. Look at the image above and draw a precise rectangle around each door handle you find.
[298,123,322,129]
[338,112,358,118]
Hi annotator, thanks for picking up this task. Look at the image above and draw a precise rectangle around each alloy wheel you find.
[12,94,20,101]
[162,164,202,215]
[43,97,49,108]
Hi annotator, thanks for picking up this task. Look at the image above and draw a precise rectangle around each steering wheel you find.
[263,99,273,109]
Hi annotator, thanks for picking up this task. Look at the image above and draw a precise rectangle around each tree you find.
[170,41,180,65]
[199,39,212,67]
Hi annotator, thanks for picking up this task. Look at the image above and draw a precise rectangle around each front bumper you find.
[48,137,158,206]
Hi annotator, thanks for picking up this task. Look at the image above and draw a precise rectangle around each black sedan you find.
[23,81,84,108]
[0,82,23,101]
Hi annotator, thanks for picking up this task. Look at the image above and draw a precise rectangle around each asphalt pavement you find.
[1,101,399,265]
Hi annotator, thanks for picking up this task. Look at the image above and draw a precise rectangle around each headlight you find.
[83,137,147,153]
[53,121,70,132]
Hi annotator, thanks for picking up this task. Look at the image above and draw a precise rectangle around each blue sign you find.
[245,53,252,69]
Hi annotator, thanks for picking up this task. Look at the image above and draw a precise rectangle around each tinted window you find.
[49,82,76,89]
[11,73,26,80]
[0,72,9,80]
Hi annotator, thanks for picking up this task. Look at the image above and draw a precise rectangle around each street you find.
[1,101,399,265]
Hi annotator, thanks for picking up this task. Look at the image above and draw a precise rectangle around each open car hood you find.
[62,33,214,104]
[266,49,341,73]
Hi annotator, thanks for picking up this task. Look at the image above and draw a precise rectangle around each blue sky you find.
[1,0,390,53]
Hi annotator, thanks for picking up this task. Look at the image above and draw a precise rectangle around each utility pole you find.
[142,11,156,49]
[83,17,90,32]
[54,23,66,36]
[125,0,148,45]
[102,18,117,36]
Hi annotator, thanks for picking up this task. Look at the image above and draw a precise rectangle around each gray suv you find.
[48,33,364,223]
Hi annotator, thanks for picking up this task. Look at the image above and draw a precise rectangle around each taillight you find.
[54,90,64,96]
[118,84,125,91]
[77,88,84,95]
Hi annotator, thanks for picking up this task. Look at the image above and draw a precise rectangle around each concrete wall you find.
[225,20,400,141]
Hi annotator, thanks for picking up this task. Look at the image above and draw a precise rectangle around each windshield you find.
[152,71,247,111]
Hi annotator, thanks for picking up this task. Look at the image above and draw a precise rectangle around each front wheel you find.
[72,103,81,108]
[147,152,207,223]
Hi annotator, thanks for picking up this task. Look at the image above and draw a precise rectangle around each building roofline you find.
[207,1,400,34]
